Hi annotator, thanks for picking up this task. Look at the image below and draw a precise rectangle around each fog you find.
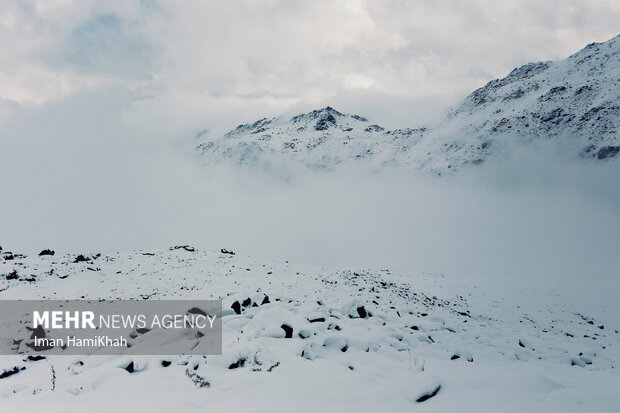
[1,91,619,318]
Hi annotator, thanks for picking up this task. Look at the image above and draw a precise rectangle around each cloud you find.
[59,13,159,77]
[1,81,619,318]
[1,0,619,127]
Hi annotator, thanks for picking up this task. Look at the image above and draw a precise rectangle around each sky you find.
[1,0,620,133]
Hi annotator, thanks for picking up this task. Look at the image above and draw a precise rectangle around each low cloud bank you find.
[1,93,619,317]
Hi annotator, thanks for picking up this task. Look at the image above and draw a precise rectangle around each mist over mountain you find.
[197,35,620,175]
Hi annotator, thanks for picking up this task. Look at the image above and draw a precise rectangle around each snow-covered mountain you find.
[196,107,426,170]
[196,35,620,174]
[416,34,620,172]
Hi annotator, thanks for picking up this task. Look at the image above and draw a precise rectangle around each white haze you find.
[1,90,619,319]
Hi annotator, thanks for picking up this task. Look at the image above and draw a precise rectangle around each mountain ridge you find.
[197,35,620,174]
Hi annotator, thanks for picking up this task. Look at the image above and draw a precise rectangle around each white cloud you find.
[343,73,375,89]
[0,0,619,125]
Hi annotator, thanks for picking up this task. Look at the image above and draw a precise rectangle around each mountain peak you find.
[290,106,343,124]
[419,33,620,173]
[196,104,426,169]
[567,33,620,62]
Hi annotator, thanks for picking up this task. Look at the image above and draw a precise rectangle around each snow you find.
[1,247,619,412]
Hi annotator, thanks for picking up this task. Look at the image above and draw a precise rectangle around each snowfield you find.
[1,247,619,412]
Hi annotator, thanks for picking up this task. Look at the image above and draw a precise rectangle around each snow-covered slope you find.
[197,35,620,174]
[416,34,620,172]
[1,247,619,411]
[197,107,426,170]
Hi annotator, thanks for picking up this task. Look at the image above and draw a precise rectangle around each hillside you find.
[415,34,620,172]
[1,247,619,411]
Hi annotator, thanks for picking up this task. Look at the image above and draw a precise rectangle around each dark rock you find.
[171,245,195,252]
[39,249,55,256]
[6,270,18,280]
[597,146,620,160]
[328,323,342,331]
[0,366,25,379]
[267,362,280,372]
[261,296,270,305]
[124,361,134,373]
[231,301,241,315]
[356,306,368,318]
[364,124,385,133]
[228,357,246,369]
[220,249,235,255]
[281,324,293,338]
[73,255,90,263]
[186,370,211,388]
[315,113,337,131]
[242,298,252,307]
[416,385,441,403]
[161,360,171,367]
[187,307,207,317]
[450,354,460,360]
[24,326,53,351]
[27,355,46,361]
[308,317,326,323]
[575,85,592,95]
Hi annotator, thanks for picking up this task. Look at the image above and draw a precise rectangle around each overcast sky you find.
[1,0,619,133]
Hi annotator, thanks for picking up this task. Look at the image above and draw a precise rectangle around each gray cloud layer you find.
[1,0,619,129]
